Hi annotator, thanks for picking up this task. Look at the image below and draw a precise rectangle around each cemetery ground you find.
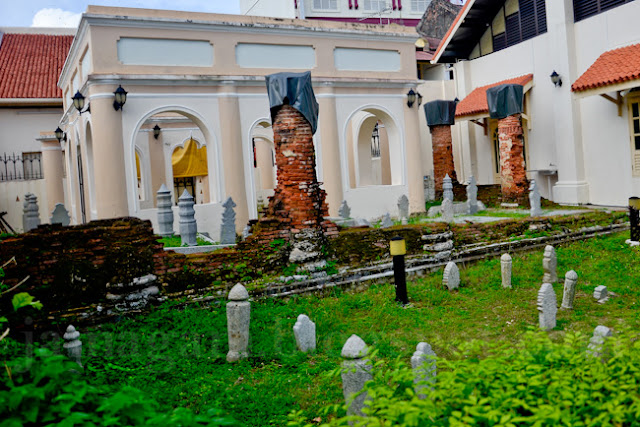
[3,231,638,425]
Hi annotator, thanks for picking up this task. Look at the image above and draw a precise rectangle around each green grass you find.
[158,235,216,247]
[473,209,531,218]
[25,232,640,425]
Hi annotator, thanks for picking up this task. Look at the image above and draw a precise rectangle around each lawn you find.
[64,231,640,426]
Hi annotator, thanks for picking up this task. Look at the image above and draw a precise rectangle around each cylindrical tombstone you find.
[466,176,478,215]
[226,284,250,363]
[630,197,640,242]
[542,245,557,283]
[63,325,82,367]
[341,335,372,417]
[442,174,454,201]
[411,342,436,399]
[178,190,197,246]
[561,270,578,310]
[501,253,512,289]
[157,184,174,237]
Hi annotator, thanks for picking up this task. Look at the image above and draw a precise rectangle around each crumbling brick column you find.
[498,113,527,200]
[431,124,457,191]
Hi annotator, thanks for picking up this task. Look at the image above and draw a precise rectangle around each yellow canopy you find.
[172,138,208,178]
[135,152,141,179]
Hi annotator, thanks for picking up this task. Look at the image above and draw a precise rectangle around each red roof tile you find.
[572,43,640,92]
[455,74,533,117]
[0,33,73,99]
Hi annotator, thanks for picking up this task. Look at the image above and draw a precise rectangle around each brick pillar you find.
[431,124,457,191]
[498,114,527,200]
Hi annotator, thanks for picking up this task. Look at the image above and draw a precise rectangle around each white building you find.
[433,0,640,205]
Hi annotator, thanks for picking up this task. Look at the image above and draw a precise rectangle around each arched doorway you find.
[249,120,277,212]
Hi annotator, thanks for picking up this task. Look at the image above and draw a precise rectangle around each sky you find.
[0,0,241,28]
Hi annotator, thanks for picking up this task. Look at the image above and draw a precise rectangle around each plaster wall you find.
[0,108,63,154]
[0,180,48,233]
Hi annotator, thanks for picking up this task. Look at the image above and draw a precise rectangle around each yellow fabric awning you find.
[135,152,141,179]
[172,138,208,178]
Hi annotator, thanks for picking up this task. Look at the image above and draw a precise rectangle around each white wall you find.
[0,180,48,233]
[0,108,63,153]
[239,0,296,18]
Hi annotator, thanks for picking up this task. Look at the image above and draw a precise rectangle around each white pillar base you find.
[552,181,590,205]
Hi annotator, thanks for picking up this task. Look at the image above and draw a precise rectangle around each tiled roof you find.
[416,50,434,61]
[455,74,533,117]
[0,33,73,99]
[572,43,640,92]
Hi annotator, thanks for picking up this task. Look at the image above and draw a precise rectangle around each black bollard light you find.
[630,197,640,242]
[390,236,408,305]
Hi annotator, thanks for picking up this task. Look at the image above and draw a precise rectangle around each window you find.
[364,0,387,11]
[22,152,43,180]
[574,0,635,22]
[411,0,430,12]
[629,98,640,175]
[371,123,381,158]
[174,177,195,204]
[313,0,338,10]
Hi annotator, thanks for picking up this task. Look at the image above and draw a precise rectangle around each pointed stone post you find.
[542,245,557,283]
[178,190,197,246]
[501,253,512,289]
[227,284,250,363]
[424,100,457,192]
[398,195,409,224]
[529,179,542,217]
[537,283,557,331]
[466,175,478,215]
[442,174,454,201]
[23,193,40,232]
[341,335,372,417]
[339,200,351,220]
[486,84,527,201]
[411,342,436,399]
[50,203,70,226]
[220,197,237,244]
[63,325,82,367]
[157,184,174,237]
[561,270,578,310]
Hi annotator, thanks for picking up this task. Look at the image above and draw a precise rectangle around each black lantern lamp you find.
[72,91,90,115]
[153,124,161,139]
[54,126,66,142]
[407,89,417,108]
[113,85,128,111]
[550,70,562,87]
[417,92,423,107]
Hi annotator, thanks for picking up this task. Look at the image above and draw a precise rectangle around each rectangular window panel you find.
[633,102,639,118]
[574,0,636,22]
[334,48,400,71]
[493,33,507,51]
[117,38,213,67]
[313,0,338,9]
[635,135,640,150]
[411,0,429,12]
[236,44,315,69]
[364,0,387,11]
[635,119,640,134]
[519,0,536,41]
[536,0,547,33]
[505,12,521,47]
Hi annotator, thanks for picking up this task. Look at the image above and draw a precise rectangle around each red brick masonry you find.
[497,114,527,200]
[431,124,457,191]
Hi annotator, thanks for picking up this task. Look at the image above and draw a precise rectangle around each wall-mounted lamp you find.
[72,91,90,115]
[113,85,128,111]
[407,89,417,108]
[417,92,423,107]
[54,126,67,142]
[153,124,161,139]
[550,70,562,87]
[454,97,460,103]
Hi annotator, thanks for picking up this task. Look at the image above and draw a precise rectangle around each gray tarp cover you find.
[265,71,319,134]
[424,100,457,126]
[486,84,524,119]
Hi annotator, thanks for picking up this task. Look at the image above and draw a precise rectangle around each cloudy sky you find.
[0,0,241,28]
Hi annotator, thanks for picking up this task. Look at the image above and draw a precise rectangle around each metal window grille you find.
[174,177,196,205]
[574,0,633,22]
[313,0,338,9]
[364,0,387,10]
[0,152,43,182]
[371,123,381,158]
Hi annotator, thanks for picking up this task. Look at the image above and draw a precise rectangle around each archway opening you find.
[249,120,276,212]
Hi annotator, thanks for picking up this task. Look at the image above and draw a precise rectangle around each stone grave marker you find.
[381,213,393,228]
[226,284,250,362]
[442,174,454,201]
[561,270,578,310]
[220,197,237,244]
[50,203,70,226]
[178,190,197,246]
[537,283,557,331]
[293,314,316,353]
[339,200,351,220]
[593,285,608,303]
[341,335,372,417]
[501,253,512,289]
[242,225,252,240]
[23,193,40,232]
[443,261,460,290]
[466,175,478,215]
[398,195,409,224]
[542,245,557,283]
[157,184,174,236]
[441,198,454,223]
[411,342,436,399]
[63,325,82,367]
[529,179,542,217]
[587,325,612,358]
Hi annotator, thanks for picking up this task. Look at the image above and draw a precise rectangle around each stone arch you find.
[128,105,221,212]
[342,105,404,189]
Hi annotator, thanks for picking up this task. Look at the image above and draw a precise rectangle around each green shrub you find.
[0,348,237,426]
[289,331,640,426]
